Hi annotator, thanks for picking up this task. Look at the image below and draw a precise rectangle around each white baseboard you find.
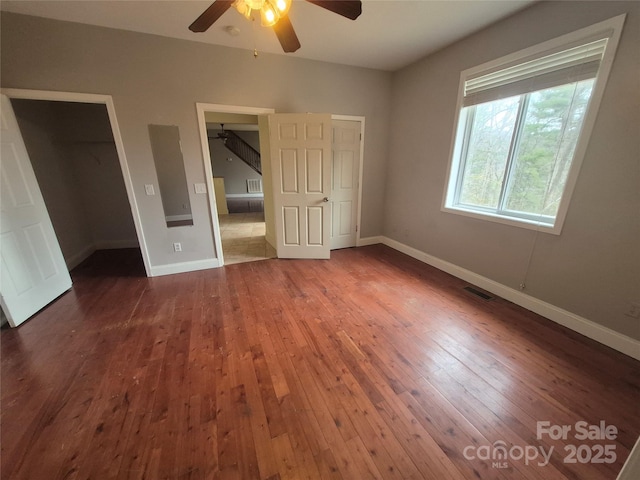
[225,194,264,199]
[360,236,639,361]
[357,235,384,247]
[149,258,220,277]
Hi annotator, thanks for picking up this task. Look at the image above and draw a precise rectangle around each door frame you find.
[195,103,275,266]
[1,88,152,276]
[331,114,365,249]
[195,105,366,263]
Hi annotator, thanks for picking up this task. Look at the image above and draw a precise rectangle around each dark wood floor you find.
[226,198,264,214]
[1,246,638,480]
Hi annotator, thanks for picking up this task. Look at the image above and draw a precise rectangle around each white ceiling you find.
[0,0,537,71]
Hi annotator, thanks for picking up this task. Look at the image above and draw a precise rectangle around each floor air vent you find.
[463,286,493,300]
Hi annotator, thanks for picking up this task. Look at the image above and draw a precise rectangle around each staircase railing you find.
[224,131,261,175]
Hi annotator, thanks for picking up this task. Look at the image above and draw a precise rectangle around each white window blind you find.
[463,38,608,107]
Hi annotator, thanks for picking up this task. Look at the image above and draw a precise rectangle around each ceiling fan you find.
[210,124,230,142]
[189,0,362,53]
[217,124,229,138]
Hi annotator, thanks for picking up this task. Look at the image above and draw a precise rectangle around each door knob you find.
[323,197,330,202]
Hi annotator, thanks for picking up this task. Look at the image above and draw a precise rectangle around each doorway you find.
[1,89,149,326]
[196,104,276,266]
[10,98,144,275]
[196,105,365,265]
[2,89,150,276]
[205,114,276,265]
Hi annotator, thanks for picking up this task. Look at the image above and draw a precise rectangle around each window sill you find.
[441,205,561,235]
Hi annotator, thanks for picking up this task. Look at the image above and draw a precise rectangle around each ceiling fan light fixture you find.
[275,0,291,16]
[190,0,360,54]
[232,0,290,26]
[233,0,253,20]
[260,2,279,26]
[245,0,265,10]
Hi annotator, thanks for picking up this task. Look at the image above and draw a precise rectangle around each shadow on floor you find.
[71,248,146,278]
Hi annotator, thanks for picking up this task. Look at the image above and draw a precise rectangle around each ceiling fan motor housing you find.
[189,0,362,54]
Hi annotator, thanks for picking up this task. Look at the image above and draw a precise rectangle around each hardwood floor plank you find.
[331,385,411,479]
[2,246,638,480]
[229,384,261,479]
[235,346,280,479]
[314,448,345,480]
[343,436,385,480]
[270,433,299,480]
[249,343,288,439]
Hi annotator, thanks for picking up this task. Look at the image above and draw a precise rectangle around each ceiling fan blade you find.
[305,0,362,20]
[189,0,235,33]
[273,15,301,53]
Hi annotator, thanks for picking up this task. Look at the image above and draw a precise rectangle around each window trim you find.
[442,14,626,235]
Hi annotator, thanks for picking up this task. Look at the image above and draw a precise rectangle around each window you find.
[443,16,624,233]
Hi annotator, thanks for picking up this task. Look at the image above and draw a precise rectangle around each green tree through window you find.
[455,79,594,224]
[505,81,594,217]
[444,21,622,232]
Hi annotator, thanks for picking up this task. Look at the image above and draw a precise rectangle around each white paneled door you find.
[330,120,361,250]
[0,95,72,327]
[269,113,332,259]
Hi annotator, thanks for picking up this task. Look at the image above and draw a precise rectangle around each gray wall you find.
[2,3,637,343]
[385,1,640,339]
[1,12,391,267]
[209,129,263,195]
[11,100,139,267]
[11,100,94,266]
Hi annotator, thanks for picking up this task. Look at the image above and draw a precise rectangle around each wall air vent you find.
[247,178,262,194]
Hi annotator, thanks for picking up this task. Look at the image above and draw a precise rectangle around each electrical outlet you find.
[625,302,640,319]
[173,242,182,252]
[144,184,155,196]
